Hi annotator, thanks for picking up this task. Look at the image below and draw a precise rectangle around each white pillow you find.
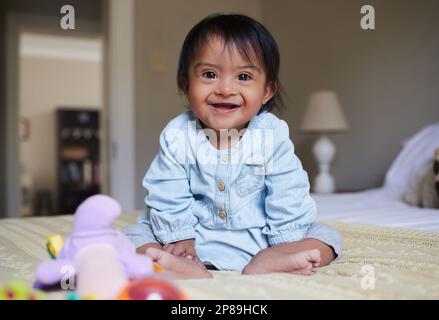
[384,123,439,196]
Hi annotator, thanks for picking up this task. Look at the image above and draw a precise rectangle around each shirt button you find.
[221,154,229,163]
[217,182,225,191]
[218,209,227,220]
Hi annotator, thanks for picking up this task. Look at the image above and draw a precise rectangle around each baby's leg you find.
[270,238,336,266]
[242,244,322,275]
[243,224,341,275]
[137,242,207,268]
[145,247,212,279]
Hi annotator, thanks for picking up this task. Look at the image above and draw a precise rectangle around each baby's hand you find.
[164,239,198,260]
[162,239,207,272]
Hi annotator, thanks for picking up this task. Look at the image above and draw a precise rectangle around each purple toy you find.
[35,195,153,287]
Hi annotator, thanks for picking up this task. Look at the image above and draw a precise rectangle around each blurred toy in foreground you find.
[45,234,64,259]
[75,243,129,299]
[118,278,187,300]
[0,280,46,300]
[35,194,154,298]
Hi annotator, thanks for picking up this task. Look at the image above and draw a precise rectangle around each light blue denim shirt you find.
[129,110,316,270]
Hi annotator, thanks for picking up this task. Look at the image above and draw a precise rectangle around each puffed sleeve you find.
[262,120,316,246]
[143,127,197,244]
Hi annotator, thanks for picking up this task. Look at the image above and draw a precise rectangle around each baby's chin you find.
[201,116,249,132]
[205,122,248,133]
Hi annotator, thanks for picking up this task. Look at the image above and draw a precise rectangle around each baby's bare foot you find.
[288,249,321,275]
[145,247,213,279]
[243,249,321,276]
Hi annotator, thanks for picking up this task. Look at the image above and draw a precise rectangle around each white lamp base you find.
[313,135,335,194]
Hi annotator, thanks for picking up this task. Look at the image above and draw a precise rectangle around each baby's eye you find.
[238,73,252,81]
[202,71,217,79]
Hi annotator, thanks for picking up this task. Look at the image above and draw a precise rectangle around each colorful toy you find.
[117,278,187,300]
[65,291,80,300]
[45,234,64,259]
[35,195,154,289]
[153,263,165,273]
[0,280,46,300]
[75,243,128,299]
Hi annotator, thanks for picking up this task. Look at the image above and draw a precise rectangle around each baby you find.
[123,14,342,279]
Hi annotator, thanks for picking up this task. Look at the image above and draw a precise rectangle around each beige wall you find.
[19,56,102,212]
[133,0,439,208]
[134,0,263,208]
[263,0,439,191]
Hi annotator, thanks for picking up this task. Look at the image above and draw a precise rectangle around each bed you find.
[313,187,439,232]
[314,122,439,232]
[1,213,438,299]
[1,123,438,299]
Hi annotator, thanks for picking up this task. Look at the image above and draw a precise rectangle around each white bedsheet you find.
[314,122,439,232]
[313,187,439,232]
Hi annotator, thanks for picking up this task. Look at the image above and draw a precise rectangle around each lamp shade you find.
[301,90,349,132]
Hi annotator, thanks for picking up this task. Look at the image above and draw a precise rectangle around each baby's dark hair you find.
[177,13,284,113]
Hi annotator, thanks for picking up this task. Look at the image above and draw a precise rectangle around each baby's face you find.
[187,37,274,133]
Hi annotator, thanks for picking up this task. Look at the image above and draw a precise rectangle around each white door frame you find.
[106,0,136,211]
[5,12,105,217]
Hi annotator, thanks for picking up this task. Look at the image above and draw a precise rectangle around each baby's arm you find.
[143,126,198,248]
[262,120,316,245]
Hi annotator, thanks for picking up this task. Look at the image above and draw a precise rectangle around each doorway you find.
[18,32,104,216]
[5,2,138,218]
[6,13,108,217]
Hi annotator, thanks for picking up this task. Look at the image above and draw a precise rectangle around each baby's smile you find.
[208,101,242,114]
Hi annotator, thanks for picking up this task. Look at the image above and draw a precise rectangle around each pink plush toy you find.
[35,195,154,288]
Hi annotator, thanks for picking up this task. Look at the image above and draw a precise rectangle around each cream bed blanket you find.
[1,213,438,299]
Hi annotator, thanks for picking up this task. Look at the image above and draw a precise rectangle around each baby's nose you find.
[215,78,238,96]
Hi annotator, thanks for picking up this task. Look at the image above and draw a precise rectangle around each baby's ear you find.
[263,82,276,105]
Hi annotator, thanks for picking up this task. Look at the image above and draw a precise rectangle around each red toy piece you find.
[118,278,186,300]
